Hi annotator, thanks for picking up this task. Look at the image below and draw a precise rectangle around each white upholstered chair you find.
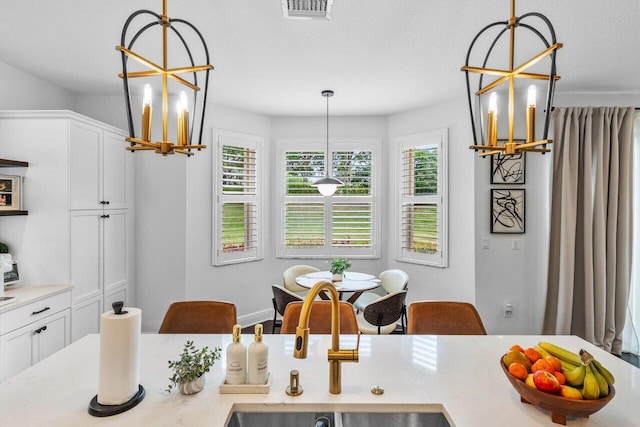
[282,264,320,295]
[354,269,409,311]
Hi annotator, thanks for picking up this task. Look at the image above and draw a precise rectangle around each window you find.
[278,139,379,258]
[213,129,263,265]
[395,129,448,267]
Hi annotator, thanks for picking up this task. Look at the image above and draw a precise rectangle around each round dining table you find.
[295,271,381,304]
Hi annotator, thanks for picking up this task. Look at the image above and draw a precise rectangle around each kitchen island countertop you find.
[0,333,636,426]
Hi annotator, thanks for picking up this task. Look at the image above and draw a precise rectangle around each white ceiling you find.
[0,0,638,117]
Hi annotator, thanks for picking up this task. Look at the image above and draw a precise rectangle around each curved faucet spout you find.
[292,280,359,394]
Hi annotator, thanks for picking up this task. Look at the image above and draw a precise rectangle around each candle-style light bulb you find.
[141,84,152,141]
[487,92,498,146]
[526,85,536,143]
[176,91,189,146]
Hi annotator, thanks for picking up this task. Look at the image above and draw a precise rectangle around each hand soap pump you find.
[248,324,269,385]
[226,324,246,385]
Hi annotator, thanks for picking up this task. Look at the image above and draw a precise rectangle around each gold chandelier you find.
[117,0,212,156]
[461,0,562,157]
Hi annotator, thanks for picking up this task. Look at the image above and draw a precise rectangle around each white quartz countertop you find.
[0,284,71,314]
[0,333,636,426]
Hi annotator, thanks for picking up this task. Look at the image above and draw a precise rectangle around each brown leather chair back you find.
[407,301,487,335]
[158,301,237,334]
[280,301,358,334]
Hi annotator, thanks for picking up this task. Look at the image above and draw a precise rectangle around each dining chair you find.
[271,284,304,334]
[158,301,237,334]
[354,269,408,323]
[407,301,487,335]
[280,301,359,334]
[356,290,407,335]
[282,265,320,295]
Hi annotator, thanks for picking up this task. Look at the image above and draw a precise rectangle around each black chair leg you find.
[271,298,278,334]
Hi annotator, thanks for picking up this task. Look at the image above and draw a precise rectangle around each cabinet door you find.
[70,211,101,303]
[37,309,71,362]
[71,296,102,342]
[103,210,128,292]
[103,130,127,209]
[69,121,102,210]
[0,324,36,382]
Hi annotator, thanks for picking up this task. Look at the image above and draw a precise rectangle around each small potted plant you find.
[328,257,351,282]
[167,340,221,395]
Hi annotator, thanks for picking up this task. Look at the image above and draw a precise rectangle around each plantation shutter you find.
[214,130,263,265]
[397,130,448,267]
[280,143,378,258]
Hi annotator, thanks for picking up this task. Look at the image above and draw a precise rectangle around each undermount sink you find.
[225,404,452,427]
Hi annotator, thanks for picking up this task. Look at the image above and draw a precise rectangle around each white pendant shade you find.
[313,175,343,196]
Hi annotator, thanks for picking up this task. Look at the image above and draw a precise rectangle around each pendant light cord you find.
[326,93,330,178]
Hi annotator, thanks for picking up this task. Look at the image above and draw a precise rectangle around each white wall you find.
[388,97,477,309]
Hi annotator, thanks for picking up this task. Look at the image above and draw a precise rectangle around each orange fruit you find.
[531,358,555,373]
[509,344,524,353]
[508,362,528,380]
[524,347,542,363]
[545,355,562,372]
[553,370,566,385]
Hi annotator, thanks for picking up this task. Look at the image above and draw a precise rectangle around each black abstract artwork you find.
[491,189,525,233]
[491,152,525,184]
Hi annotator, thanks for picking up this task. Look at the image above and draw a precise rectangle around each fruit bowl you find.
[500,357,615,425]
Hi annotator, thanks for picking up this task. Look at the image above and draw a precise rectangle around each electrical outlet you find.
[482,238,490,249]
[504,304,512,318]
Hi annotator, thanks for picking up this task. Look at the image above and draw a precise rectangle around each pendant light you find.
[461,0,562,157]
[312,90,343,196]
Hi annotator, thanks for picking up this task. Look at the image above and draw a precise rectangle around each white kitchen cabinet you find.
[70,209,129,341]
[69,122,128,210]
[0,111,134,344]
[0,286,71,382]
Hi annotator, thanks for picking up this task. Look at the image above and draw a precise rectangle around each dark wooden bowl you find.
[500,357,615,425]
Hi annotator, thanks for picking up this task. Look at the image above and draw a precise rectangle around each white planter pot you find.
[178,375,205,395]
[332,273,343,282]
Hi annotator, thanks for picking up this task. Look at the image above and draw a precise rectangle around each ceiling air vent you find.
[282,0,333,20]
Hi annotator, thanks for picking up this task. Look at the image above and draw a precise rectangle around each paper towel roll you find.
[97,307,141,406]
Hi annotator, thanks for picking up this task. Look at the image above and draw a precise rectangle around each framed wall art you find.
[491,188,525,234]
[490,148,525,184]
[0,175,21,210]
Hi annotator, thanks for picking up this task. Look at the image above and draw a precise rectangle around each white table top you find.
[0,334,637,426]
[296,270,380,293]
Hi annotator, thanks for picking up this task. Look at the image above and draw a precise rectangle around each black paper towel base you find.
[88,385,145,417]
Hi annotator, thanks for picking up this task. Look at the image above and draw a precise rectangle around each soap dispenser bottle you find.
[226,324,247,385]
[248,324,269,385]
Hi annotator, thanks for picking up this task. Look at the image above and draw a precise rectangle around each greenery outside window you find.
[213,129,263,265]
[278,139,379,258]
[395,129,448,267]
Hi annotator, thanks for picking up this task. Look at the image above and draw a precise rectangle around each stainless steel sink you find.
[225,411,335,427]
[340,411,450,427]
[226,405,452,427]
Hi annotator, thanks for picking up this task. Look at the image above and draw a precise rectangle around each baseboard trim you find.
[238,308,273,328]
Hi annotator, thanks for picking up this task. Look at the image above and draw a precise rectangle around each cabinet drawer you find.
[0,292,70,335]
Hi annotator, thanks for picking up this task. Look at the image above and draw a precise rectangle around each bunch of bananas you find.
[537,342,615,400]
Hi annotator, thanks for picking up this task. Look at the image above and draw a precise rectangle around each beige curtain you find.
[543,106,635,355]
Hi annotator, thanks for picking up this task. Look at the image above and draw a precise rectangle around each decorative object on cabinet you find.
[116,0,212,157]
[0,175,21,210]
[166,340,221,394]
[3,261,19,286]
[311,90,343,196]
[461,0,562,157]
[0,159,28,215]
[490,188,525,234]
[491,149,525,184]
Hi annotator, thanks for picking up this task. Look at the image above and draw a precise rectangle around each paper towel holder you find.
[88,301,145,417]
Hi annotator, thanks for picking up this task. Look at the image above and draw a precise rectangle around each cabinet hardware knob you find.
[34,326,47,334]
[101,214,110,219]
[31,307,50,315]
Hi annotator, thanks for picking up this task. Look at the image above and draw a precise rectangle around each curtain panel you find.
[543,106,635,355]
